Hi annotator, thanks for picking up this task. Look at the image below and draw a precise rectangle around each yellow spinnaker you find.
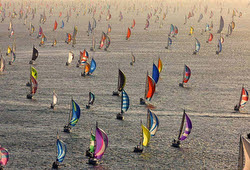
[158,58,163,73]
[7,46,12,54]
[31,66,38,80]
[141,124,150,146]
[189,27,194,35]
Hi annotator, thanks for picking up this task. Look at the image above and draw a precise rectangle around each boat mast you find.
[146,109,150,131]
[117,69,120,91]
[120,90,123,114]
[140,120,143,148]
[177,110,186,141]
[67,98,72,125]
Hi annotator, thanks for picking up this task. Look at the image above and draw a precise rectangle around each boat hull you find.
[88,158,99,165]
[27,94,33,99]
[116,113,124,120]
[179,83,184,87]
[112,91,119,96]
[86,105,90,109]
[133,146,143,153]
[26,82,31,87]
[140,98,146,105]
[63,125,71,133]
[86,150,94,158]
[29,60,35,64]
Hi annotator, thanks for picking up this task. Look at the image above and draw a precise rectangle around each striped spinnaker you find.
[94,127,108,159]
[121,90,129,112]
[179,113,192,141]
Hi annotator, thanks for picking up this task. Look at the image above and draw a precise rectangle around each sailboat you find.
[88,122,108,165]
[189,26,194,35]
[234,86,248,112]
[51,91,57,109]
[104,35,110,51]
[193,38,200,55]
[39,33,47,47]
[217,16,224,33]
[144,19,149,30]
[66,51,74,66]
[99,32,106,49]
[9,40,16,65]
[172,110,192,148]
[140,72,156,105]
[6,46,11,56]
[107,24,111,35]
[85,130,95,157]
[146,109,159,136]
[37,26,43,38]
[65,33,72,44]
[165,36,172,49]
[226,24,232,37]
[179,65,191,87]
[126,28,131,40]
[60,20,64,29]
[29,46,38,64]
[131,19,135,29]
[168,24,175,36]
[26,73,38,99]
[158,58,163,74]
[0,55,5,73]
[52,133,67,169]
[86,92,95,109]
[216,39,222,55]
[133,121,150,153]
[206,33,213,43]
[53,20,58,31]
[112,69,126,96]
[87,21,92,36]
[117,90,129,120]
[52,39,57,47]
[130,52,135,65]
[238,135,250,170]
[63,99,81,133]
[0,145,9,169]
[72,26,77,47]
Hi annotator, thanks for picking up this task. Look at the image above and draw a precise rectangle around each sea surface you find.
[0,1,249,169]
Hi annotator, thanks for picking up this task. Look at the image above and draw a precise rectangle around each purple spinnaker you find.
[179,113,192,141]
[94,127,108,159]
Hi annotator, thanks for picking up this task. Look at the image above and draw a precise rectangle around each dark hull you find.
[140,98,145,105]
[116,113,124,120]
[112,91,119,96]
[133,147,143,153]
[27,94,33,99]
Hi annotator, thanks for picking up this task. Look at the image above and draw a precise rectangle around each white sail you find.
[0,56,5,72]
[68,51,74,64]
[52,91,57,105]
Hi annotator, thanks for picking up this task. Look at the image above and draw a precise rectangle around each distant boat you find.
[216,39,222,55]
[51,39,57,47]
[184,15,187,24]
[63,99,81,133]
[39,33,47,47]
[165,36,172,49]
[60,20,64,29]
[113,69,126,96]
[6,46,11,56]
[51,91,57,109]
[189,26,194,35]
[226,24,232,37]
[179,65,191,87]
[144,19,149,30]
[0,145,9,168]
[53,20,58,31]
[0,55,6,73]
[65,33,72,44]
[86,92,95,109]
[37,26,43,38]
[130,52,135,65]
[217,16,224,33]
[158,58,163,74]
[193,38,200,55]
[88,122,108,165]
[231,21,235,30]
[140,72,156,105]
[29,23,35,35]
[66,51,74,66]
[133,121,150,153]
[197,13,203,22]
[99,32,106,49]
[72,26,77,47]
[107,24,111,35]
[87,21,92,36]
[220,34,224,44]
[26,73,38,99]
[85,129,95,157]
[146,109,159,136]
[168,24,175,36]
[104,35,110,51]
[206,33,213,43]
[77,49,89,67]
[126,28,131,40]
[131,19,135,29]
[234,86,248,112]
[92,18,96,31]
[172,110,192,148]
[205,24,210,32]
[52,133,67,169]
[238,135,250,170]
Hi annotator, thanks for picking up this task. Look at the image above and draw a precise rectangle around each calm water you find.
[0,1,249,169]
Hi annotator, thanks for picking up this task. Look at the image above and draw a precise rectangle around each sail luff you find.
[144,71,149,99]
[238,135,243,170]
[238,87,243,108]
